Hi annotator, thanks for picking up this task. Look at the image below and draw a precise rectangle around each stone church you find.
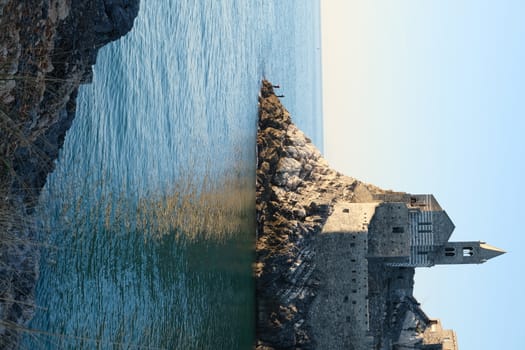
[368,193,505,267]
[313,191,505,350]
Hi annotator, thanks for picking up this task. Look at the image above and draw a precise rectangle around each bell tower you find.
[432,241,505,265]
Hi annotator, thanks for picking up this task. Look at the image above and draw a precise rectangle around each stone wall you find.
[305,201,377,349]
[368,203,410,261]
[310,232,372,350]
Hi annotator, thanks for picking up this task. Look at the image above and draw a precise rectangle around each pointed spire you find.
[479,242,506,262]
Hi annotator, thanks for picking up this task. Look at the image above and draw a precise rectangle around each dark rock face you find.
[104,0,140,37]
[0,1,139,347]
[4,0,139,204]
[55,0,139,65]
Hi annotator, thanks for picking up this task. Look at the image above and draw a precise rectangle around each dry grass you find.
[0,186,38,349]
[0,70,47,349]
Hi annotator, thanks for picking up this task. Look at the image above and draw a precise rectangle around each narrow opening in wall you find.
[463,247,473,256]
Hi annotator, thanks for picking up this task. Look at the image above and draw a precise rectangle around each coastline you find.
[0,1,139,347]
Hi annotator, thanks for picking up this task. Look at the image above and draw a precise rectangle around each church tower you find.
[432,241,506,265]
[375,193,506,267]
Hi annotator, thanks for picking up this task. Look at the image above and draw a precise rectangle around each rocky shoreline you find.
[0,1,139,347]
[255,80,386,348]
[255,81,452,349]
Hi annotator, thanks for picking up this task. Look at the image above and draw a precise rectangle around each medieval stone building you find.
[369,193,505,267]
[311,192,504,350]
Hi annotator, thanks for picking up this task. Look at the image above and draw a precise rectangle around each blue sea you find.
[24,1,322,349]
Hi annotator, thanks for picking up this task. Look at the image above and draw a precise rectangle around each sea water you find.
[24,1,322,349]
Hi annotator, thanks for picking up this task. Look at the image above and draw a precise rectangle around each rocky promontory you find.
[256,80,455,349]
[0,1,139,347]
[255,80,385,349]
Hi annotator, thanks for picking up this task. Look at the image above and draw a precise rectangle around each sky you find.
[321,1,524,349]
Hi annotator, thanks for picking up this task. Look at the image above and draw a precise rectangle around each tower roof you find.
[434,210,455,243]
[479,242,506,262]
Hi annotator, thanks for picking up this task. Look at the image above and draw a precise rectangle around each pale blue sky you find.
[321,1,524,349]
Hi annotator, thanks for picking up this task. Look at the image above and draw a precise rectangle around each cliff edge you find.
[256,80,457,350]
[0,1,139,347]
[256,80,385,348]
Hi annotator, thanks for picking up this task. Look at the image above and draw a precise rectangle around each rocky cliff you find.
[255,80,446,349]
[0,1,139,347]
[256,80,383,348]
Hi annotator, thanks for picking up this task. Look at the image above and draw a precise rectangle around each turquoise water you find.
[24,1,322,349]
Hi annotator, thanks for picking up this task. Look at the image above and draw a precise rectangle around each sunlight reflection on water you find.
[23,0,321,348]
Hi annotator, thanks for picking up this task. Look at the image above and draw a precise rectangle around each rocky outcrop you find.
[1,0,139,203]
[255,81,447,349]
[256,80,386,349]
[0,1,139,347]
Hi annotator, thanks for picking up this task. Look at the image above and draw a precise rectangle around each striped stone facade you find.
[371,193,503,268]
